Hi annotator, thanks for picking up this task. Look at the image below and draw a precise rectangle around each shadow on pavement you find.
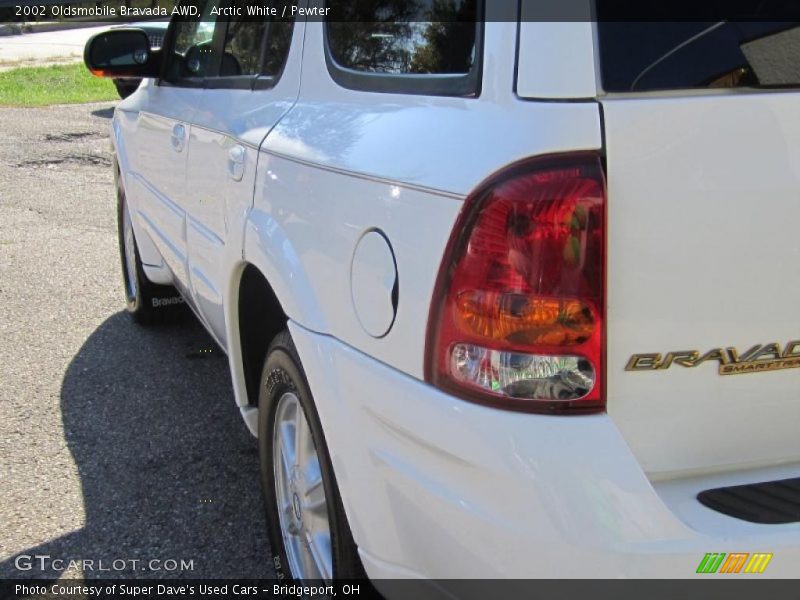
[91,107,115,119]
[0,312,273,580]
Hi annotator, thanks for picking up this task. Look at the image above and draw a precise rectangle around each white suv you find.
[85,0,800,582]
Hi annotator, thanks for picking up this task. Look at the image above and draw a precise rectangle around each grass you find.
[0,63,118,107]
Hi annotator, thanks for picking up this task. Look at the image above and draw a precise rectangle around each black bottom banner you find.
[2,579,798,600]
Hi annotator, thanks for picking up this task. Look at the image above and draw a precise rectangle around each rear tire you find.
[117,179,183,325]
[258,331,367,582]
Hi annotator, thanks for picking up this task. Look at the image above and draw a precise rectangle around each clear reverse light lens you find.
[450,343,595,401]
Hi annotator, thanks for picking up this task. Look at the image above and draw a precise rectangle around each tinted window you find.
[325,0,481,96]
[164,0,293,87]
[164,0,224,82]
[597,12,800,92]
[221,0,268,77]
[262,18,294,78]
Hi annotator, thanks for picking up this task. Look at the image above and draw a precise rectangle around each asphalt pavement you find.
[0,103,274,579]
[0,26,109,70]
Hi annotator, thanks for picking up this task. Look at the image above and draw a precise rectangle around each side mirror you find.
[84,28,161,79]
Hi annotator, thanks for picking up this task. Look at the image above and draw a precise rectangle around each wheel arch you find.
[112,111,166,273]
[227,262,289,409]
[225,214,329,410]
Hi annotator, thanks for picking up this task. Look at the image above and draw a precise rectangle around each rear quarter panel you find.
[249,17,603,379]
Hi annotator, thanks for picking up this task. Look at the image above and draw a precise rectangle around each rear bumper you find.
[289,322,800,578]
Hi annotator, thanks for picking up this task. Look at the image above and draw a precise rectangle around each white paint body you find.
[111,8,800,580]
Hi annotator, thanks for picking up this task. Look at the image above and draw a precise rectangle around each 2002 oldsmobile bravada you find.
[85,0,800,583]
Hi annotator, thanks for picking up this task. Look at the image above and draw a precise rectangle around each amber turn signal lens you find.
[455,291,594,346]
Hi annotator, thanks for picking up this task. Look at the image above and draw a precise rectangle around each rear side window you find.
[324,0,482,96]
[596,3,800,92]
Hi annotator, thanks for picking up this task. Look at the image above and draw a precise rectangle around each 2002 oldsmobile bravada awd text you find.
[84,0,800,582]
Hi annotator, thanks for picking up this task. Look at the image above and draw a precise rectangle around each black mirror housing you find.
[84,28,162,79]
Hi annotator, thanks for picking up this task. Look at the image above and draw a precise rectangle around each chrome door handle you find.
[171,123,186,152]
[227,144,245,181]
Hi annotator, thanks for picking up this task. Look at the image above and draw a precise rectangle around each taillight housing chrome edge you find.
[425,153,607,414]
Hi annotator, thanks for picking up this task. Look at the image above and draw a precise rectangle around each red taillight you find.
[425,153,606,414]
